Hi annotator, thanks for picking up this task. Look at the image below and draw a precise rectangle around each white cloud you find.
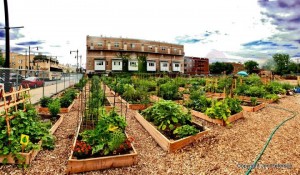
[0,0,299,66]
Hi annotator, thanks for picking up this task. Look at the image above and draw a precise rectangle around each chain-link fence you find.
[0,68,83,104]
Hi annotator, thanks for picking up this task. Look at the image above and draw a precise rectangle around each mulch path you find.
[0,93,299,175]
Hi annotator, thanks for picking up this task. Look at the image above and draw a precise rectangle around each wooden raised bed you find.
[0,141,42,164]
[38,100,76,114]
[66,123,138,174]
[191,110,244,126]
[40,114,64,134]
[205,92,225,98]
[127,103,151,110]
[241,103,266,112]
[135,112,209,152]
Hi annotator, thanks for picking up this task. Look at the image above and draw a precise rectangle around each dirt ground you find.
[0,92,299,175]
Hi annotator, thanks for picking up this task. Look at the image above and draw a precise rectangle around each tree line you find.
[209,53,300,75]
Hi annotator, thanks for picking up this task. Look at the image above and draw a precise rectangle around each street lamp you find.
[70,49,79,73]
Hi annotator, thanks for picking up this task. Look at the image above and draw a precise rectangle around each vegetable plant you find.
[185,90,211,113]
[79,110,131,157]
[141,100,199,139]
[48,98,60,117]
[40,96,52,108]
[158,81,182,100]
[0,104,55,163]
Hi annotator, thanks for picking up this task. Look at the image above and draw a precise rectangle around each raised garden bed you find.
[0,141,42,165]
[40,114,64,134]
[205,92,225,98]
[66,122,138,174]
[135,112,209,152]
[191,110,244,126]
[38,100,76,114]
[241,102,266,112]
[127,103,151,110]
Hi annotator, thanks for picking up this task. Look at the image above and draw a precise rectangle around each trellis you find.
[0,85,31,137]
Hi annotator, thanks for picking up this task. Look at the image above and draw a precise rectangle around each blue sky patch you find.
[16,40,44,46]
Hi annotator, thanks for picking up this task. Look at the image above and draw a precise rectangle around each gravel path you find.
[0,94,299,175]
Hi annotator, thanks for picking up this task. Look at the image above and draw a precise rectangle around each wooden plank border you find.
[135,112,209,152]
[191,110,244,126]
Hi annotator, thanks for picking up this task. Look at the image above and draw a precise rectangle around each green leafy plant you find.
[40,96,53,108]
[186,90,211,113]
[205,100,231,122]
[225,98,242,114]
[79,110,130,156]
[47,98,60,117]
[264,81,286,95]
[0,108,55,163]
[173,125,199,139]
[158,81,181,100]
[250,97,258,106]
[264,94,279,102]
[141,100,199,139]
[121,84,150,104]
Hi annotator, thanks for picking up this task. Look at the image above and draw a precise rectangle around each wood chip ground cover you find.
[0,93,299,174]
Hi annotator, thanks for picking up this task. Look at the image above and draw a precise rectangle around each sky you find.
[1,0,300,67]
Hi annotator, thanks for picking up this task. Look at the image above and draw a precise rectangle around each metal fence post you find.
[56,75,58,94]
[64,73,66,89]
[42,71,45,97]
[69,73,71,87]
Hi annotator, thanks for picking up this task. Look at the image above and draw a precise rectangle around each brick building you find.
[229,62,245,74]
[184,56,209,75]
[86,36,184,73]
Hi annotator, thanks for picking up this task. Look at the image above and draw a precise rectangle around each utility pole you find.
[2,0,23,92]
[3,0,9,68]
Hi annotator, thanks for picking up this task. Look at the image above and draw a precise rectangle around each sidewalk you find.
[0,78,79,112]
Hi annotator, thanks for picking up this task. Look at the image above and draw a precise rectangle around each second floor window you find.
[114,42,119,47]
[97,42,103,46]
[130,44,135,48]
[161,47,166,51]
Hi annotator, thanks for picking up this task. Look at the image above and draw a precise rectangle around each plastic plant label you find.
[20,134,29,146]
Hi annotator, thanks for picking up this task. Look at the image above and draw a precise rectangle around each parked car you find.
[10,73,25,86]
[21,77,44,88]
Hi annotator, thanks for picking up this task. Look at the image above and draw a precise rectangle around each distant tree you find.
[287,62,298,74]
[209,62,233,75]
[0,49,5,67]
[34,55,48,61]
[224,63,234,75]
[273,53,290,75]
[244,60,259,74]
[210,62,222,74]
